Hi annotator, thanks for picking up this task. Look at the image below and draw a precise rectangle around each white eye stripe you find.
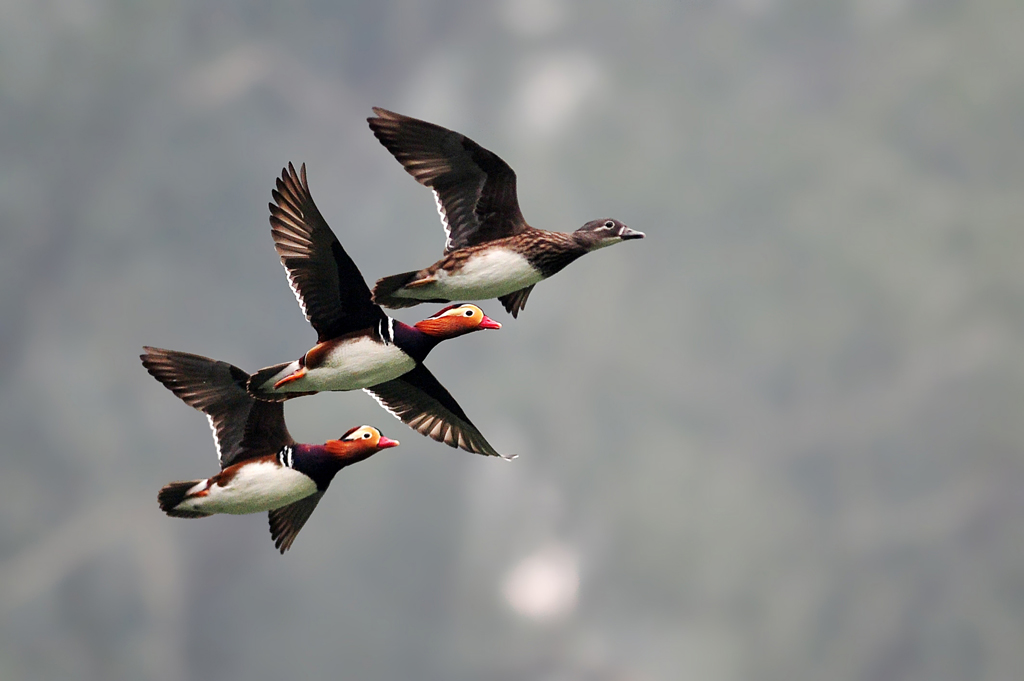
[346,427,376,440]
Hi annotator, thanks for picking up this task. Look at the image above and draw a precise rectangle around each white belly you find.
[310,337,416,389]
[400,249,544,301]
[179,462,317,515]
[282,337,416,393]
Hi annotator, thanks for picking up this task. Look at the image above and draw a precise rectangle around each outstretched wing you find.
[368,108,528,253]
[141,347,291,468]
[270,163,387,342]
[365,364,510,459]
[268,491,325,554]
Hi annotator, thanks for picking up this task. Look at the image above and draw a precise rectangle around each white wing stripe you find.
[364,388,403,421]
[281,261,311,322]
[206,414,224,464]
[362,388,509,458]
[433,189,453,251]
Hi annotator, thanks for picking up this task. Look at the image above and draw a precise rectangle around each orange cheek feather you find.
[415,315,480,336]
[324,440,348,455]
[413,317,446,336]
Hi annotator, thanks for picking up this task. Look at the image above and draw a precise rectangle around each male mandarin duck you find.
[247,164,507,458]
[367,108,645,318]
[141,347,400,553]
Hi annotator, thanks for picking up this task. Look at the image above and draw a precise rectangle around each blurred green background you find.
[2,0,1023,679]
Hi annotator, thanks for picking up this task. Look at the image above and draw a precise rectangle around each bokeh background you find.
[2,0,1023,679]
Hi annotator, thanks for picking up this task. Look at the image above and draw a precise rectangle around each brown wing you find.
[141,347,292,468]
[270,163,387,342]
[364,364,510,459]
[268,492,325,553]
[498,284,535,319]
[368,108,528,253]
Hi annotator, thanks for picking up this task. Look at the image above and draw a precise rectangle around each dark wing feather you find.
[368,108,528,253]
[141,347,292,468]
[498,284,535,319]
[270,163,386,342]
[364,364,510,459]
[268,491,325,554]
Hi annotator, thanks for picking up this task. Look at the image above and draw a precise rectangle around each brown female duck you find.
[368,108,644,317]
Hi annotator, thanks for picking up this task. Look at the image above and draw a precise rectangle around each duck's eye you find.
[363,431,372,439]
[603,221,615,229]
[464,309,474,317]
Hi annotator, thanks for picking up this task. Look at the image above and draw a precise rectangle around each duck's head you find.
[573,219,645,250]
[325,425,400,463]
[414,304,502,338]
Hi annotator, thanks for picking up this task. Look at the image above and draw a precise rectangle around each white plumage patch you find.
[176,462,317,516]
[309,338,415,389]
[395,248,543,301]
[272,338,416,393]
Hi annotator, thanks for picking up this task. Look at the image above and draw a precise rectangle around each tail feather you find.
[158,480,210,518]
[246,361,301,401]
[372,271,435,309]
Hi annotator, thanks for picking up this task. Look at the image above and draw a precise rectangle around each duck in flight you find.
[141,346,400,553]
[368,108,645,318]
[247,164,507,458]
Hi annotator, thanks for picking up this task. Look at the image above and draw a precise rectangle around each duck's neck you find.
[289,444,346,490]
[392,321,443,363]
[571,230,607,252]
[528,233,589,278]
